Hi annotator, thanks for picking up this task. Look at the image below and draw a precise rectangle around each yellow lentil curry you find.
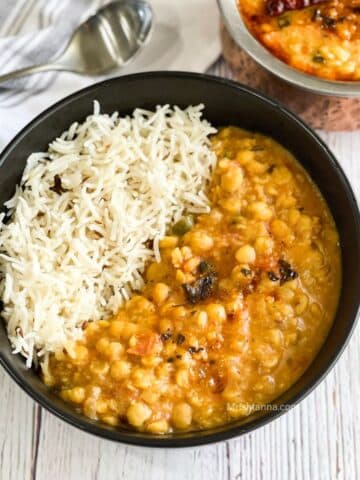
[44,127,341,434]
[239,0,360,81]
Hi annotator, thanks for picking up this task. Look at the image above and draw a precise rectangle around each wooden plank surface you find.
[0,60,359,480]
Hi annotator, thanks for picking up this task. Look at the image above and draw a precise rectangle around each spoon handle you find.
[0,63,69,84]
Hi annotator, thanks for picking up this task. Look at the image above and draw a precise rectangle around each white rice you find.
[0,103,216,367]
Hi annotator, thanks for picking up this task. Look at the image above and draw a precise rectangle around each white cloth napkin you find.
[0,0,220,149]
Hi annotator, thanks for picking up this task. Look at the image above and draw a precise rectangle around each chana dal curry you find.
[239,0,360,81]
[44,127,341,434]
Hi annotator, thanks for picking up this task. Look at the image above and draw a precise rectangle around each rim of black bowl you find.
[0,72,359,448]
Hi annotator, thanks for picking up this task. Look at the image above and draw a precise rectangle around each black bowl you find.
[0,72,359,447]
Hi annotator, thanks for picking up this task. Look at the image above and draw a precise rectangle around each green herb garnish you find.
[278,16,290,28]
[312,53,325,64]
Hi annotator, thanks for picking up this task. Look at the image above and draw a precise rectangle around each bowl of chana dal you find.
[218,0,360,96]
[0,72,359,447]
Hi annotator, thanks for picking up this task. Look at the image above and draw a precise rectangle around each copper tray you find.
[221,24,360,131]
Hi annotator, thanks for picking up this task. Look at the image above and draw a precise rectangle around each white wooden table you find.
[1,60,359,480]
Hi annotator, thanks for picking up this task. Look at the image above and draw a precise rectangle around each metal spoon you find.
[0,0,153,84]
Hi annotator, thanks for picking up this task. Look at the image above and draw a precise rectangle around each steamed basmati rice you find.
[0,103,216,367]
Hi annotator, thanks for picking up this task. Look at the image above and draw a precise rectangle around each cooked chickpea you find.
[278,286,295,301]
[159,316,173,332]
[181,246,192,260]
[236,150,255,165]
[254,236,274,255]
[245,160,268,175]
[221,167,243,192]
[106,342,124,360]
[110,360,131,380]
[90,360,110,376]
[96,338,110,354]
[267,329,283,346]
[284,332,299,346]
[231,265,253,285]
[219,158,231,170]
[254,343,280,369]
[109,320,124,338]
[172,306,187,319]
[128,335,137,348]
[127,402,152,427]
[159,236,178,249]
[271,219,293,241]
[175,269,186,284]
[248,201,273,221]
[183,256,200,273]
[206,304,227,323]
[296,215,312,234]
[102,415,119,426]
[54,349,66,362]
[85,322,101,336]
[146,262,164,281]
[227,402,251,418]
[70,344,88,364]
[276,194,297,209]
[278,303,294,318]
[171,247,183,267]
[146,420,169,434]
[176,368,189,387]
[152,283,170,305]
[141,355,162,368]
[132,368,153,389]
[253,375,275,394]
[196,311,208,328]
[68,387,86,403]
[177,351,193,368]
[141,390,160,404]
[230,338,247,352]
[96,399,108,414]
[310,303,322,316]
[225,298,242,316]
[121,322,139,340]
[83,397,97,419]
[235,245,256,264]
[272,166,292,184]
[172,402,192,429]
[219,197,242,214]
[186,231,214,254]
[155,363,172,380]
[97,320,110,329]
[294,293,309,314]
[288,208,301,225]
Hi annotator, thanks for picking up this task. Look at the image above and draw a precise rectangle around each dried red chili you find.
[266,0,326,16]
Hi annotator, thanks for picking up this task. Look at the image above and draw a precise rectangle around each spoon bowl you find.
[58,0,153,75]
[0,0,153,83]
